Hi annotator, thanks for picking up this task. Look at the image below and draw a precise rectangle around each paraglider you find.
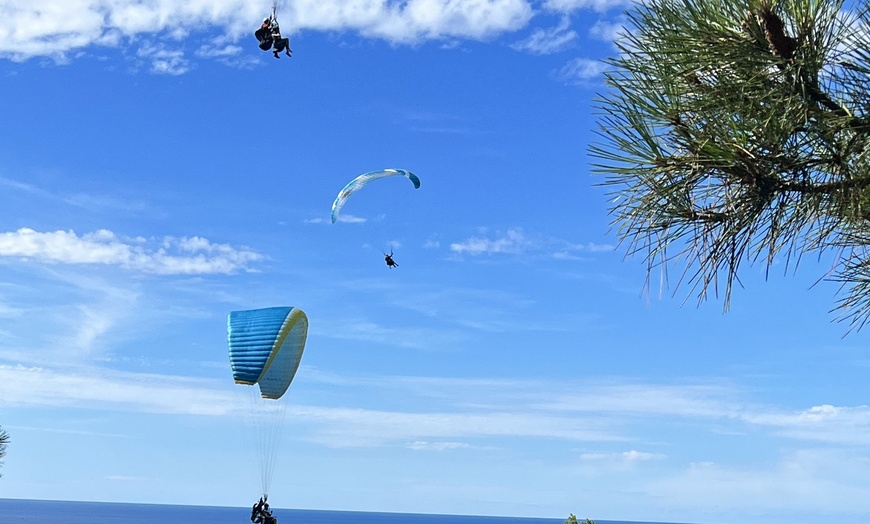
[228,306,308,520]
[384,250,398,268]
[254,1,292,58]
[330,168,421,224]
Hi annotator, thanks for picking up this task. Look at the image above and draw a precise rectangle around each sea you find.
[0,499,676,524]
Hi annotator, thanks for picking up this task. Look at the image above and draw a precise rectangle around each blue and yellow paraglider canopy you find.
[228,306,308,399]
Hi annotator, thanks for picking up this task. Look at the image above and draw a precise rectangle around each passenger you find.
[270,22,292,58]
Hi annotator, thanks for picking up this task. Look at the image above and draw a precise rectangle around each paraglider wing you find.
[228,306,308,399]
[330,168,421,223]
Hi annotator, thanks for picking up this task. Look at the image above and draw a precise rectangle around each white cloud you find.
[314,317,462,348]
[0,176,55,198]
[544,382,745,418]
[512,16,577,54]
[0,364,239,416]
[588,17,626,44]
[580,449,665,462]
[582,242,615,252]
[5,360,870,455]
[0,0,534,64]
[0,228,263,274]
[334,214,367,224]
[293,0,533,43]
[292,404,621,447]
[0,364,622,446]
[645,450,870,516]
[407,440,471,451]
[389,286,544,333]
[450,228,536,255]
[0,176,152,214]
[554,56,609,85]
[449,228,611,258]
[137,41,190,75]
[743,404,870,445]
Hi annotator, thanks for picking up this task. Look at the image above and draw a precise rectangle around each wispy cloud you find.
[408,440,472,451]
[450,228,537,255]
[512,16,577,54]
[389,286,545,333]
[195,42,259,68]
[0,176,152,214]
[0,176,56,198]
[449,227,613,258]
[5,363,870,453]
[0,228,263,274]
[291,404,622,448]
[333,214,367,224]
[554,57,609,85]
[307,213,368,224]
[137,41,190,75]
[0,364,239,416]
[313,316,465,349]
[645,449,870,515]
[579,449,666,464]
[743,404,870,445]
[294,0,533,43]
[588,17,627,45]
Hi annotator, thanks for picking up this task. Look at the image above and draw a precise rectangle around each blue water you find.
[0,499,586,524]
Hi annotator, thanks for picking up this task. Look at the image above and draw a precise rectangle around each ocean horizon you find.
[0,498,687,524]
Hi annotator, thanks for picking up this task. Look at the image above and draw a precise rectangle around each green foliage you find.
[0,425,9,477]
[564,513,594,524]
[591,0,870,330]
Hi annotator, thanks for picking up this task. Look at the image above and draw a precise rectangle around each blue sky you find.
[2,1,870,524]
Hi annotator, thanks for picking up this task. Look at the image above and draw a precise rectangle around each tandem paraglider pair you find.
[255,17,291,59]
[255,2,291,59]
[251,496,277,524]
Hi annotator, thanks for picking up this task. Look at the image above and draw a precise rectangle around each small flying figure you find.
[384,250,398,268]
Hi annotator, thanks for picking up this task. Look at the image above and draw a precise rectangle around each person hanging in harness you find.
[269,19,292,59]
[255,17,274,51]
[384,250,398,269]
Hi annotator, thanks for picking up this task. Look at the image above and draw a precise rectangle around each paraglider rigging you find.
[228,306,309,523]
